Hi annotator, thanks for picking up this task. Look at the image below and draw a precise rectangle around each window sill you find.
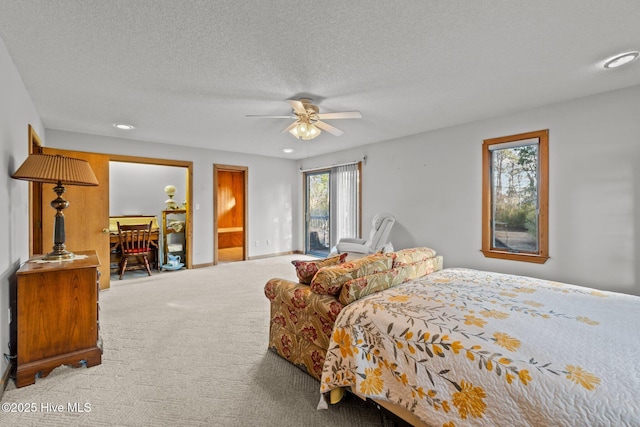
[481,250,549,264]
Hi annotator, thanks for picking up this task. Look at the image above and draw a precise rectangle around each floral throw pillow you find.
[339,258,441,305]
[291,253,348,285]
[391,247,437,267]
[310,253,393,296]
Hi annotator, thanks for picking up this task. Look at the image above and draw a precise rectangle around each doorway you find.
[214,164,248,264]
[303,163,361,257]
[304,170,331,257]
[109,161,189,279]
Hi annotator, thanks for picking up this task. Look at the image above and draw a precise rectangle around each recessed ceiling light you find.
[603,51,639,69]
[283,148,294,153]
[113,123,135,130]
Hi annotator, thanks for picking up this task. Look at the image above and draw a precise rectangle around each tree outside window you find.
[482,130,549,263]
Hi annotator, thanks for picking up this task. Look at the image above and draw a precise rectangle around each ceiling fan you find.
[247,98,362,140]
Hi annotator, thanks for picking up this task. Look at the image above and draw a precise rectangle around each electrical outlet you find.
[255,241,260,246]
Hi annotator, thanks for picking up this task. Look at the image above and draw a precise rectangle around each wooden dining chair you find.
[117,221,153,280]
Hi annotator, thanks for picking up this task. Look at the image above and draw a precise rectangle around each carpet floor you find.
[0,255,396,426]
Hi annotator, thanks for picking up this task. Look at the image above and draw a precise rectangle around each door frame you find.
[109,154,194,269]
[302,162,363,255]
[28,124,43,257]
[213,164,248,265]
[303,168,331,257]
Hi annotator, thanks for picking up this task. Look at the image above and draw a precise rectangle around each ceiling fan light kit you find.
[247,98,362,141]
[289,117,321,140]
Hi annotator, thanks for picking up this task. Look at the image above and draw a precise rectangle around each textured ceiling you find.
[0,1,639,159]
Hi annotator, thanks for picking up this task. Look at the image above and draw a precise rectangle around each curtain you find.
[329,163,359,248]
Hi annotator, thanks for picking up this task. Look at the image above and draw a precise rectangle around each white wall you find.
[300,85,640,296]
[45,130,301,264]
[109,161,187,217]
[1,37,45,380]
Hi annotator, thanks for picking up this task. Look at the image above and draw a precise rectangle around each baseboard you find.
[248,250,302,260]
[192,262,214,268]
[192,251,303,268]
[193,251,303,267]
[0,361,13,400]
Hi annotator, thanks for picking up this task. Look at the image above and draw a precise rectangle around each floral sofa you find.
[264,248,443,380]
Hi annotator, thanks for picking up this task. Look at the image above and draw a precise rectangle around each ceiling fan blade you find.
[281,121,298,134]
[246,115,295,119]
[288,99,307,116]
[315,120,344,136]
[317,111,362,120]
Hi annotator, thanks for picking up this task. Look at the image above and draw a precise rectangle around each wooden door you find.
[41,147,111,289]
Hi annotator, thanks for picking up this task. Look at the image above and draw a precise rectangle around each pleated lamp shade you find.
[12,153,98,260]
[12,153,99,186]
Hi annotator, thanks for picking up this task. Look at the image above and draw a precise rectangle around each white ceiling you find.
[1,1,639,159]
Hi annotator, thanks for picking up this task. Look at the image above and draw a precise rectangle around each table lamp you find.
[164,184,179,210]
[12,153,99,260]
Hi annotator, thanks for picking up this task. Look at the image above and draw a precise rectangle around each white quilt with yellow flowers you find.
[320,268,640,426]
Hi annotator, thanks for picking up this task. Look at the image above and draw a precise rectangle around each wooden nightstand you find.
[12,250,102,387]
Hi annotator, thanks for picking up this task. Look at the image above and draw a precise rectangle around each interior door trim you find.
[28,124,43,257]
[108,154,194,269]
[213,164,248,265]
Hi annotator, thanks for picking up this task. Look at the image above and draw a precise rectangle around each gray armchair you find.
[336,213,396,255]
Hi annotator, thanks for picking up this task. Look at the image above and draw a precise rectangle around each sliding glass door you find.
[305,171,331,257]
[304,163,360,257]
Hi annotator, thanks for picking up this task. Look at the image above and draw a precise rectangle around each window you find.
[482,129,549,263]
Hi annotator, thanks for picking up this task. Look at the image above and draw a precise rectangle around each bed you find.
[320,268,640,426]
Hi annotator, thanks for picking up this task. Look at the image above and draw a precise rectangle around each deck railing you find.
[308,214,329,253]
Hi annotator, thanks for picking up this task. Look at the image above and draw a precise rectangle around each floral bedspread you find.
[320,268,640,426]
